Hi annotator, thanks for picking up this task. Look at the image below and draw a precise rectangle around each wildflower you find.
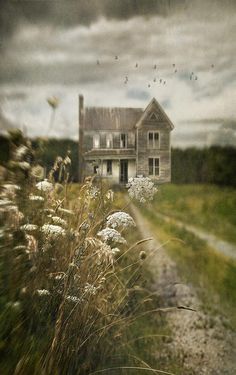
[64,156,71,165]
[2,184,21,192]
[37,289,50,296]
[97,228,126,244]
[29,195,44,201]
[0,199,13,207]
[127,176,158,203]
[20,224,38,232]
[31,165,44,180]
[25,234,38,252]
[66,295,81,303]
[84,283,97,296]
[106,211,136,230]
[41,224,66,237]
[36,179,53,192]
[14,145,29,161]
[50,216,67,226]
[88,186,99,199]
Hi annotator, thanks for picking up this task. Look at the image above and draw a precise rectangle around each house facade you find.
[78,95,174,184]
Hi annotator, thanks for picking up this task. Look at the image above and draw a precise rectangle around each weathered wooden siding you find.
[136,119,171,183]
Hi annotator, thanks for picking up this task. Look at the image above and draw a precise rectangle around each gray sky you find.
[0,0,236,147]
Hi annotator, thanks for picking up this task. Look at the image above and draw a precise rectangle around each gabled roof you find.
[84,106,143,131]
[135,98,174,130]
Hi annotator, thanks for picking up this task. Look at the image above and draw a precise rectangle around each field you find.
[151,184,236,245]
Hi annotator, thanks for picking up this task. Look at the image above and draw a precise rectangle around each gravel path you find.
[130,204,236,375]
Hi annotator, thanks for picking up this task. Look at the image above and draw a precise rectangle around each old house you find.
[78,95,174,184]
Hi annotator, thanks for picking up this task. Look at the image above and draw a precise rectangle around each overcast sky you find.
[0,0,236,148]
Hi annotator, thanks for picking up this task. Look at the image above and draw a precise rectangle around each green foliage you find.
[172,146,236,186]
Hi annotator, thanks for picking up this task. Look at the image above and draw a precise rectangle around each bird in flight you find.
[173,63,175,67]
[174,69,177,73]
[153,78,156,82]
[96,60,100,65]
[148,84,151,88]
[160,79,162,83]
[115,55,118,60]
[211,64,214,68]
[135,63,138,68]
[163,81,166,85]
[154,64,157,69]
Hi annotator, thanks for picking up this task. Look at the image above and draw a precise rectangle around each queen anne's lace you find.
[127,176,158,203]
[41,224,66,237]
[106,211,136,230]
[29,195,44,201]
[36,179,54,192]
[21,224,38,231]
[97,228,126,244]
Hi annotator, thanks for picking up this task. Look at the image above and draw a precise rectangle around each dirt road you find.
[130,204,236,375]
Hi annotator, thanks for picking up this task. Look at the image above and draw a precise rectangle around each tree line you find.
[0,135,235,186]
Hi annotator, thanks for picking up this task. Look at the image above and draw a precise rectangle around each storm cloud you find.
[0,0,236,147]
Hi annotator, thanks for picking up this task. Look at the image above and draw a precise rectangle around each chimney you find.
[78,95,84,182]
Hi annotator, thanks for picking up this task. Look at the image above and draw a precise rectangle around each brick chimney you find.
[78,95,84,182]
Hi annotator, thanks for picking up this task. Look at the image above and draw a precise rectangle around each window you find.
[107,160,112,175]
[148,131,159,149]
[120,133,127,148]
[106,134,113,148]
[93,134,100,149]
[148,158,160,176]
[94,165,99,174]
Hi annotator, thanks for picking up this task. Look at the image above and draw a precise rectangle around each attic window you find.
[149,112,158,120]
[120,133,127,148]
[93,134,100,149]
[106,134,113,148]
[148,131,159,149]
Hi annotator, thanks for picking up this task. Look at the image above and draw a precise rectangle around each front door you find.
[120,160,128,184]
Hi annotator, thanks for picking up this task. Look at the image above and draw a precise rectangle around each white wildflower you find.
[66,295,81,303]
[106,211,136,230]
[50,216,67,226]
[37,289,50,296]
[15,145,28,161]
[0,199,13,207]
[64,156,71,165]
[97,227,126,244]
[29,195,44,202]
[31,165,44,180]
[84,283,97,296]
[36,179,54,192]
[127,176,158,203]
[41,224,66,238]
[20,224,38,232]
[2,184,21,192]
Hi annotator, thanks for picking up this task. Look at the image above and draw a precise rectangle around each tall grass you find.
[0,130,174,375]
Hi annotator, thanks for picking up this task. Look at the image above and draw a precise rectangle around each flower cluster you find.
[97,227,126,244]
[106,211,136,230]
[127,176,158,203]
[41,224,66,238]
[36,179,54,192]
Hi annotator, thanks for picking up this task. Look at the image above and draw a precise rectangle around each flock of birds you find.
[96,57,215,88]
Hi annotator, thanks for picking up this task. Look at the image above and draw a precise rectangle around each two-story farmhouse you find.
[78,95,174,184]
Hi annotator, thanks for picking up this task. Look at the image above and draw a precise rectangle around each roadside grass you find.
[139,205,236,329]
[153,184,236,245]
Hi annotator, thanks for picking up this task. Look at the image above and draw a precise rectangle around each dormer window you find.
[106,134,113,148]
[93,134,100,149]
[148,131,159,149]
[120,133,127,148]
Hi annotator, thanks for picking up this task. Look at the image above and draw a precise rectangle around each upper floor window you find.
[149,158,160,176]
[93,134,100,149]
[148,131,159,149]
[120,133,127,148]
[106,134,113,148]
